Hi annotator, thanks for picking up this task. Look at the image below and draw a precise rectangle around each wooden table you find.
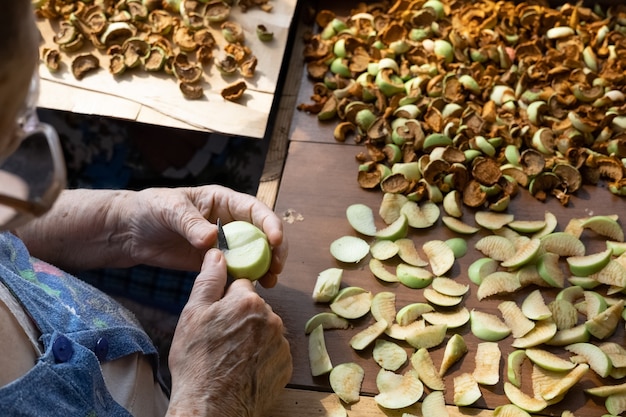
[258,3,626,417]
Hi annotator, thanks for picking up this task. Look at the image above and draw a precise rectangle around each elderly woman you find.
[0,2,292,416]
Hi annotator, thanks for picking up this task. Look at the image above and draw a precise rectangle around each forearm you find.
[14,188,133,271]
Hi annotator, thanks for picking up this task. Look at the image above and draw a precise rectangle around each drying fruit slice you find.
[537,252,565,288]
[583,290,607,319]
[379,193,409,224]
[473,342,501,386]
[590,260,626,288]
[475,211,515,229]
[585,299,624,339]
[396,263,433,289]
[395,238,428,266]
[507,349,527,388]
[304,312,350,334]
[508,219,547,233]
[477,271,521,300]
[411,348,445,390]
[330,287,372,319]
[566,248,612,277]
[539,232,585,256]
[373,339,407,371]
[369,258,399,283]
[443,189,463,218]
[401,200,440,228]
[493,404,532,417]
[467,257,499,285]
[440,333,468,376]
[503,382,548,413]
[525,348,576,372]
[375,214,409,240]
[330,236,370,263]
[346,203,377,236]
[312,268,343,302]
[329,362,364,404]
[370,291,396,325]
[453,373,482,406]
[535,363,589,401]
[422,307,470,329]
[350,319,388,350]
[548,299,578,330]
[565,342,613,378]
[432,277,469,296]
[556,285,585,304]
[521,289,552,321]
[423,288,463,307]
[606,393,626,416]
[423,239,455,276]
[501,238,541,269]
[581,215,624,242]
[531,211,558,238]
[308,324,332,376]
[585,381,626,397]
[385,319,426,341]
[470,309,511,341]
[546,324,590,346]
[441,216,480,234]
[475,235,517,261]
[374,369,424,409]
[421,391,449,417]
[369,240,399,261]
[405,324,447,349]
[600,342,626,368]
[512,319,557,348]
[396,303,433,326]
[498,301,535,338]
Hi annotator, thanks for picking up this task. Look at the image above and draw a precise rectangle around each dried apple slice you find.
[493,404,532,417]
[548,299,578,330]
[581,215,624,242]
[566,248,612,277]
[537,252,565,288]
[308,324,333,376]
[521,289,552,321]
[501,238,541,269]
[516,263,549,287]
[590,259,626,288]
[525,348,575,372]
[432,277,469,296]
[531,211,558,239]
[498,301,535,338]
[475,235,516,261]
[421,391,449,417]
[539,232,585,256]
[546,324,590,346]
[477,271,521,300]
[374,368,423,409]
[585,381,626,397]
[585,299,624,339]
[503,382,548,413]
[565,342,613,378]
[445,237,468,258]
[304,312,350,334]
[423,306,470,329]
[330,287,372,319]
[556,285,585,303]
[532,363,589,402]
[467,257,499,285]
[396,263,433,289]
[396,303,433,326]
[329,362,364,404]
[473,342,501,386]
[470,309,511,341]
[453,372,482,406]
[411,348,445,390]
[508,219,547,233]
[369,239,399,261]
[346,203,377,236]
[606,393,626,416]
[350,319,388,350]
[423,239,455,276]
[475,211,515,230]
[405,324,447,349]
[583,290,607,319]
[423,288,463,307]
[441,216,480,234]
[512,319,557,348]
[395,238,428,266]
[379,193,409,225]
[600,342,626,368]
[375,214,409,240]
[370,291,396,325]
[440,333,468,376]
[330,236,370,263]
[373,339,407,371]
[507,349,527,388]
[443,189,463,218]
[369,258,399,283]
[401,200,440,229]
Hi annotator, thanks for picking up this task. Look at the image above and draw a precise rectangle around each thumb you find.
[186,249,228,308]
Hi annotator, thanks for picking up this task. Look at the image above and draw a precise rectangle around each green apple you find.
[221,221,271,281]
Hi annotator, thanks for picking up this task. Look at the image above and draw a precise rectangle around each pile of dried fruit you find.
[35,0,274,100]
[298,0,626,209]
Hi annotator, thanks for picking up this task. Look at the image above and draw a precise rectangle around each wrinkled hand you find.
[118,185,286,287]
[167,249,292,417]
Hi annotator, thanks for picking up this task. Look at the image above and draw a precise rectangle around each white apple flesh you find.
[222,221,271,281]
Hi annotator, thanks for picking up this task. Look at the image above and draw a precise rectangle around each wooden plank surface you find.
[259,139,625,416]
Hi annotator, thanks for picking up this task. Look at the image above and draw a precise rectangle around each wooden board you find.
[259,139,626,416]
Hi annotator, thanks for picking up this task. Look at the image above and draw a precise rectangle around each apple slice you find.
[440,333,468,376]
[475,211,515,230]
[498,301,535,338]
[379,193,409,225]
[411,348,445,390]
[565,342,613,378]
[585,299,624,339]
[546,324,590,346]
[467,257,499,285]
[566,248,612,277]
[590,259,626,288]
[548,299,578,330]
[395,303,433,326]
[600,342,626,368]
[368,258,399,283]
[473,342,501,386]
[422,306,470,329]
[453,373,482,406]
[394,238,428,266]
[585,381,626,397]
[396,263,433,289]
[508,219,547,233]
[493,404,532,417]
[531,210,558,239]
[421,391,449,417]
[537,252,565,288]
[521,289,552,320]
[308,324,333,376]
[539,232,585,256]
[423,239,455,276]
[581,215,624,242]
[432,277,469,297]
[374,369,423,409]
[501,238,541,269]
[346,203,377,236]
[330,287,372,319]
[304,312,350,334]
[512,318,557,348]
[369,239,399,261]
[373,339,407,371]
[441,216,480,234]
[221,221,271,280]
[350,319,388,351]
[477,271,521,300]
[475,235,516,261]
[606,393,626,416]
[507,349,527,388]
[375,214,408,240]
[401,200,440,228]
[329,362,364,404]
[516,264,548,287]
[424,288,464,307]
[525,348,575,372]
[503,382,548,413]
[443,189,463,218]
[330,236,370,263]
[405,324,447,349]
[445,237,468,258]
[370,291,396,325]
[384,319,425,341]
[532,363,589,402]
[312,268,343,302]
[470,309,511,341]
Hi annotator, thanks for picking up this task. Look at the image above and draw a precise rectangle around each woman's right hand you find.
[166,249,292,417]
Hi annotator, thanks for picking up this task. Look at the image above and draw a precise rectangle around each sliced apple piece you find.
[422,306,470,329]
[475,211,514,230]
[330,287,372,319]
[445,237,468,258]
[539,232,585,256]
[508,219,547,233]
[432,276,469,297]
[600,342,626,368]
[401,200,440,228]
[512,318,557,348]
[440,333,468,376]
[374,369,423,409]
[468,257,499,285]
[493,404,532,417]
[501,238,541,269]
[516,263,549,288]
[606,393,626,416]
[405,324,447,349]
[585,381,626,397]
[373,339,407,371]
[346,203,377,236]
[531,210,558,239]
[395,303,434,326]
[394,238,428,266]
[548,299,578,330]
[533,363,589,401]
[369,258,399,283]
[537,252,565,288]
[443,189,463,218]
[470,309,511,341]
[473,342,501,386]
[370,291,396,325]
[396,263,433,289]
[585,299,624,339]
[423,288,463,307]
[385,320,426,341]
[477,271,521,300]
[590,259,626,288]
[453,372,482,406]
[350,319,388,351]
[581,215,624,242]
[369,239,399,261]
[379,193,409,225]
[442,216,480,234]
[423,239,455,276]
[304,312,350,334]
[566,248,612,277]
[565,342,612,378]
[475,235,516,261]
[375,214,409,241]
[330,236,370,263]
[507,349,527,388]
[421,391,449,417]
[329,362,364,404]
[556,285,585,304]
[525,348,575,372]
[312,267,344,302]
[308,324,333,376]
[503,382,548,413]
[521,289,552,321]
[546,324,590,346]
[411,348,445,391]
[221,221,272,280]
[498,301,535,338]
[583,290,608,319]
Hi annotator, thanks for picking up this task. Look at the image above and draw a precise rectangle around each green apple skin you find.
[222,221,271,281]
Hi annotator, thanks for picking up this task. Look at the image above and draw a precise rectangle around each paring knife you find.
[216,218,235,287]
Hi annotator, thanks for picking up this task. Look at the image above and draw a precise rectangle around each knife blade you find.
[216,218,229,251]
